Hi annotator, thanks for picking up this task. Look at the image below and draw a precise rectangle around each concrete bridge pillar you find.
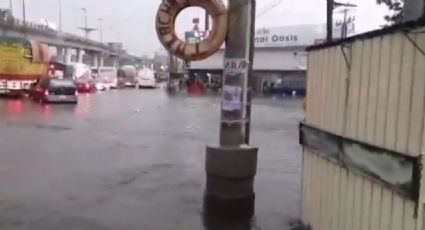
[111,56,118,68]
[64,48,72,64]
[77,49,84,63]
[93,54,99,67]
[55,47,64,62]
[99,55,104,67]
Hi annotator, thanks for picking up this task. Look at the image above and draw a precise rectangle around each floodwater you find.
[0,89,303,230]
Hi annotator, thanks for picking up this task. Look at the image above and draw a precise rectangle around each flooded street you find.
[0,89,303,230]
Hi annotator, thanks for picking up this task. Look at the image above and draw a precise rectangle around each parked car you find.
[76,78,96,93]
[136,68,157,88]
[29,77,78,104]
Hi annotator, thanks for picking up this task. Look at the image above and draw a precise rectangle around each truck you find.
[117,65,137,88]
[0,36,50,96]
[93,67,118,90]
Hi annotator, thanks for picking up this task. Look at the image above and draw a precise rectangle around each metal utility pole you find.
[79,8,95,39]
[22,0,26,37]
[327,1,357,41]
[59,0,62,31]
[98,18,103,42]
[205,10,210,32]
[205,0,258,212]
[22,0,26,24]
[82,8,88,38]
[326,0,333,41]
[9,0,13,13]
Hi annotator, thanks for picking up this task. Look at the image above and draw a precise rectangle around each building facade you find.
[189,24,352,95]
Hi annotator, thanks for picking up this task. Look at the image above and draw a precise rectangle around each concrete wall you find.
[303,28,425,229]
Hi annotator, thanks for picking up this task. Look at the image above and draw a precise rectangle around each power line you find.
[257,0,285,17]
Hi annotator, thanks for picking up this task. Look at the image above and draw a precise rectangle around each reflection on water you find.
[7,100,23,115]
[202,194,255,230]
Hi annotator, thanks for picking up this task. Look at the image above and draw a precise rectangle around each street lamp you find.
[59,0,62,31]
[81,7,88,38]
[22,0,26,25]
[98,18,103,42]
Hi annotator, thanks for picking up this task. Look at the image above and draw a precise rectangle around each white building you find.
[189,23,354,94]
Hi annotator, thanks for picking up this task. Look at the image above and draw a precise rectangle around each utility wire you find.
[256,0,285,17]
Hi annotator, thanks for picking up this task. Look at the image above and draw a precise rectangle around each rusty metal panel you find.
[366,37,383,144]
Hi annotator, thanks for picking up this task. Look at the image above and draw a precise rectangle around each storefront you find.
[189,24,352,96]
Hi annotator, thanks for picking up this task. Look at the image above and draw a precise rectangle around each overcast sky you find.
[1,0,389,56]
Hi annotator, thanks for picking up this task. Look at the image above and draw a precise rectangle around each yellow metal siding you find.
[337,47,349,135]
[396,34,416,155]
[302,30,425,230]
[345,41,363,139]
[408,33,425,156]
[365,37,382,144]
[302,149,418,230]
[375,35,392,148]
[385,33,404,151]
[358,39,372,142]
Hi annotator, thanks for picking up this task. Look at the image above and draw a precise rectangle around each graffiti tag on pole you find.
[223,58,249,77]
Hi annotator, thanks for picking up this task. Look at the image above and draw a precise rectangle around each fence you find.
[301,22,425,230]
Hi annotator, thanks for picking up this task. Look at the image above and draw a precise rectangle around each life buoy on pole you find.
[156,0,228,61]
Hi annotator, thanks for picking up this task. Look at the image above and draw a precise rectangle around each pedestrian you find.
[263,80,268,94]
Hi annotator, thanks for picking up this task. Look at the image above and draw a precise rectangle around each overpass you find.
[0,17,120,67]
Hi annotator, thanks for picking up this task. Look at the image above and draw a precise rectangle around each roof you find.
[307,19,425,51]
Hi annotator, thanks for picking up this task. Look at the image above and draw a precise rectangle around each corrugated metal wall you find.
[303,30,425,229]
[302,149,417,230]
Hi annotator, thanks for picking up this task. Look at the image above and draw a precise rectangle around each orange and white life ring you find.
[156,0,227,61]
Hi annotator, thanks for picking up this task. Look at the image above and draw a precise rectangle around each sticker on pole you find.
[222,85,242,111]
[224,58,249,76]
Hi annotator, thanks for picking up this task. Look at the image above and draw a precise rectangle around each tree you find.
[376,0,404,24]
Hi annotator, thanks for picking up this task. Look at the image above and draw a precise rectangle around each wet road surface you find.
[0,89,303,230]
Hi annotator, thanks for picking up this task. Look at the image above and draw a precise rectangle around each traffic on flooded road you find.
[0,90,302,230]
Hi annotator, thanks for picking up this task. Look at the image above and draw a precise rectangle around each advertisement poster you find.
[222,85,242,111]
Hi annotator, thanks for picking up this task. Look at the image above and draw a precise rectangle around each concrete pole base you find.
[204,146,258,215]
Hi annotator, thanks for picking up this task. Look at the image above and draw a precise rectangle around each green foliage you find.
[376,0,404,24]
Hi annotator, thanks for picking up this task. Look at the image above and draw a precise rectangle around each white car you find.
[136,68,157,88]
[95,82,109,91]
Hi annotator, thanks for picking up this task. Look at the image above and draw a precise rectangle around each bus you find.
[0,36,50,96]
